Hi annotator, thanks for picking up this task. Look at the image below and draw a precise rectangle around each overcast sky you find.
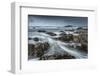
[28,15,88,27]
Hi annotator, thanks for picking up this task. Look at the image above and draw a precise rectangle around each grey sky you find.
[28,15,88,27]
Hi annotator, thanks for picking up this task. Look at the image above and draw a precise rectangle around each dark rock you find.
[78,31,88,52]
[77,27,83,30]
[28,44,35,56]
[59,32,66,36]
[28,37,32,40]
[73,35,80,43]
[81,43,88,52]
[64,25,73,27]
[46,32,57,36]
[58,33,73,42]
[28,42,50,57]
[38,30,46,32]
[35,42,50,57]
[55,54,75,59]
[60,31,64,32]
[39,52,75,60]
[33,37,39,42]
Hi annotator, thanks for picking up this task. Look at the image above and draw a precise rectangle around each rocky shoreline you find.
[28,26,88,60]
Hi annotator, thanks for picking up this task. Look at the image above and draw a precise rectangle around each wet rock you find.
[73,35,80,43]
[81,43,88,52]
[59,32,66,36]
[64,25,73,27]
[28,44,35,56]
[28,42,50,57]
[33,37,39,42]
[38,30,46,32]
[28,37,32,40]
[77,27,83,30]
[58,33,73,42]
[35,42,50,57]
[78,31,88,52]
[46,32,57,36]
[60,31,64,32]
[39,52,75,60]
[55,54,75,59]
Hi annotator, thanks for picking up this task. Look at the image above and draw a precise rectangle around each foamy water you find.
[28,32,87,60]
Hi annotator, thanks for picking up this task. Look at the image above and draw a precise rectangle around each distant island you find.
[64,25,73,27]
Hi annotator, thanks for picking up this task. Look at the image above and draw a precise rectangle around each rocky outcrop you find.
[28,42,50,57]
[78,31,88,52]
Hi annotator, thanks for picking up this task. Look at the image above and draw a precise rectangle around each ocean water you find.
[28,31,88,60]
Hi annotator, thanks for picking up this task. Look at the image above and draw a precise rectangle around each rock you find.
[78,30,88,52]
[64,25,73,27]
[33,37,39,42]
[77,27,83,30]
[39,52,75,60]
[60,31,64,32]
[81,43,88,52]
[28,44,35,56]
[58,33,73,42]
[73,35,80,43]
[28,42,50,57]
[46,32,57,36]
[28,37,32,40]
[59,32,66,36]
[55,54,75,59]
[38,30,46,32]
[35,42,50,57]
